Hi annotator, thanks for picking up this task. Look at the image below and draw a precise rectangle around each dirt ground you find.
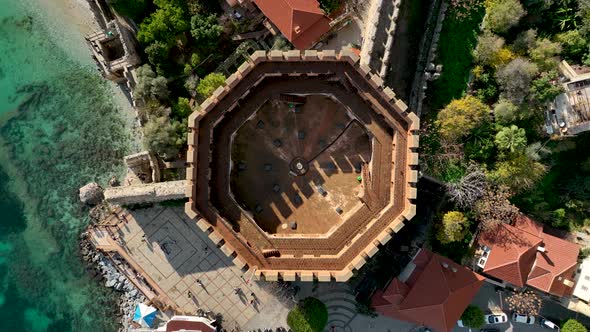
[230,95,371,235]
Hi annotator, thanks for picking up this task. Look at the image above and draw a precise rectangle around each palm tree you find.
[495,125,527,153]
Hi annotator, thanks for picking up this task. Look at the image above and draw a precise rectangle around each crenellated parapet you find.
[184,49,419,282]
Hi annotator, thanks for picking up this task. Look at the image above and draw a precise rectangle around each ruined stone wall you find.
[104,180,187,205]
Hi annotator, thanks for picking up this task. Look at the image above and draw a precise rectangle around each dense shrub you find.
[287,298,328,332]
[436,95,491,141]
[496,58,539,104]
[137,3,189,45]
[437,211,470,244]
[110,0,150,22]
[562,319,588,332]
[461,305,485,328]
[196,72,225,98]
[485,0,525,34]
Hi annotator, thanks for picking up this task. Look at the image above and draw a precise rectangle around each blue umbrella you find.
[133,303,157,327]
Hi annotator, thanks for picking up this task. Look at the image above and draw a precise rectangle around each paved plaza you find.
[114,206,290,329]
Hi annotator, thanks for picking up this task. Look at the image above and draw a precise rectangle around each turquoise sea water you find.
[0,0,132,330]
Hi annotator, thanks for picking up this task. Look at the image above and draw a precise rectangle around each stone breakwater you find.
[80,233,145,332]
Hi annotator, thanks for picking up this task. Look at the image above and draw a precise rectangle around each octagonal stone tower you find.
[185,49,419,282]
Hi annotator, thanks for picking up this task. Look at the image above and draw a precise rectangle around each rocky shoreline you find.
[80,232,146,332]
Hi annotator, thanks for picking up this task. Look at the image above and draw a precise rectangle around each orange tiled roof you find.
[372,249,485,332]
[479,222,542,287]
[253,0,332,49]
[479,216,580,297]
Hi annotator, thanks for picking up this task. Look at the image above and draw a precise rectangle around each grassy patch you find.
[428,4,485,109]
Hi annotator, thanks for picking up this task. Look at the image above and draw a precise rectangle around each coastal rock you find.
[79,182,104,205]
[105,278,117,288]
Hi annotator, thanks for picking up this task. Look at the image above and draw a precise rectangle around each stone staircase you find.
[313,284,358,332]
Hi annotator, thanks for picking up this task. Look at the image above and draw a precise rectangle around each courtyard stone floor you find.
[114,206,291,330]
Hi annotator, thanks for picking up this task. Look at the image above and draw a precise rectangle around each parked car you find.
[457,320,465,327]
[480,329,500,332]
[540,317,560,330]
[485,313,508,324]
[512,313,535,324]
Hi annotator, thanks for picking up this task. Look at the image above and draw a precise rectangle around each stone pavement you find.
[114,206,290,330]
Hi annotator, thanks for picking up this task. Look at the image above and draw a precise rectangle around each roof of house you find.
[372,249,485,332]
[479,216,580,297]
[479,222,542,287]
[253,0,332,49]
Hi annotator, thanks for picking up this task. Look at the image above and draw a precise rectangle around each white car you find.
[512,313,536,325]
[485,313,508,324]
[540,318,560,330]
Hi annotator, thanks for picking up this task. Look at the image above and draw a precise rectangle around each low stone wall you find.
[409,0,447,116]
[104,180,187,205]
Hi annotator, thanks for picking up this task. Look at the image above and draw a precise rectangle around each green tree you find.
[437,211,469,244]
[579,0,590,35]
[134,65,170,101]
[474,32,505,66]
[556,30,588,62]
[530,71,563,103]
[493,99,519,124]
[145,41,171,75]
[485,0,525,34]
[287,297,328,332]
[110,0,149,21]
[184,53,202,75]
[173,97,192,118]
[196,72,225,98]
[143,116,184,159]
[190,13,223,49]
[137,3,189,45]
[563,319,588,332]
[318,0,340,15]
[530,38,562,70]
[489,153,547,192]
[436,95,491,141]
[495,125,527,153]
[512,29,537,55]
[461,305,485,328]
[496,58,539,104]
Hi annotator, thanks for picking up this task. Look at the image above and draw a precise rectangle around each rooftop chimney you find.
[294,25,301,34]
[451,267,458,273]
[441,262,449,269]
[537,245,546,253]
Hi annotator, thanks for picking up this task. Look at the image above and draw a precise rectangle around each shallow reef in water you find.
[0,2,134,331]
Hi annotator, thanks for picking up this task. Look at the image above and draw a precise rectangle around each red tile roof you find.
[478,216,580,297]
[253,0,332,49]
[372,249,485,332]
[527,231,580,297]
[479,222,542,287]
